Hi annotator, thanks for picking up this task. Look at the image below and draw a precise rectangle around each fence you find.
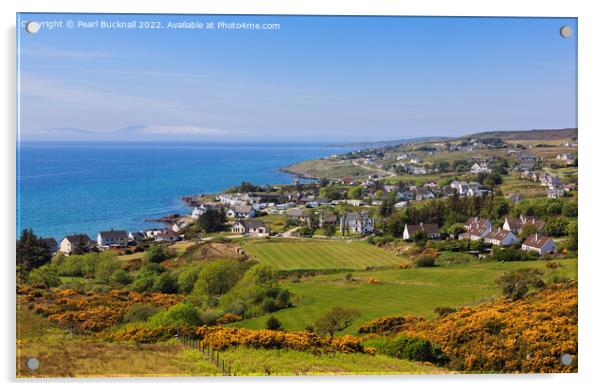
[180,337,233,376]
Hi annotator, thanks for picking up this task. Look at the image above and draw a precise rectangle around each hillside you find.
[459,128,577,141]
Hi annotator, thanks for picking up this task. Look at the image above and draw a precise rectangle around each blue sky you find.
[17,14,577,142]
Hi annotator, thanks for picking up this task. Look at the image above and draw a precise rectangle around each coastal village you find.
[43,129,576,261]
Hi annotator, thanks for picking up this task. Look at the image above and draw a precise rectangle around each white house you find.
[521,234,556,255]
[191,204,220,220]
[403,223,440,240]
[155,229,181,243]
[171,216,194,232]
[97,229,129,248]
[226,204,257,219]
[231,219,269,236]
[484,228,519,246]
[59,234,92,254]
[340,212,374,235]
[503,215,545,233]
[459,221,492,241]
[471,163,491,174]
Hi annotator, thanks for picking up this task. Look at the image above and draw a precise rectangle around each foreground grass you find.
[243,239,404,270]
[17,308,220,377]
[217,346,447,375]
[237,259,577,333]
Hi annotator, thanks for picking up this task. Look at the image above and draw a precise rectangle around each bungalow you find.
[226,204,257,219]
[128,231,146,242]
[319,213,338,227]
[521,234,556,255]
[97,229,128,248]
[340,212,374,235]
[191,204,220,220]
[41,237,59,253]
[471,163,491,174]
[145,228,165,239]
[59,234,92,254]
[403,223,441,240]
[464,217,493,231]
[556,153,575,164]
[155,229,181,243]
[231,219,269,236]
[171,216,194,232]
[503,215,545,233]
[484,228,519,246]
[459,224,492,241]
[285,208,311,224]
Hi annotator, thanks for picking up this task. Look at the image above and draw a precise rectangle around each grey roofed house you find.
[97,229,129,247]
[232,219,269,236]
[285,208,310,218]
[239,219,267,230]
[155,229,181,242]
[64,234,92,243]
[98,230,128,240]
[60,234,93,254]
[41,237,59,253]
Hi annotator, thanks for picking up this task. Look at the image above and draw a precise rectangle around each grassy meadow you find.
[236,258,577,333]
[243,239,405,270]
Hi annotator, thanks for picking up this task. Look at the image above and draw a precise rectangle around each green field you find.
[236,259,577,333]
[243,239,405,270]
[216,346,446,375]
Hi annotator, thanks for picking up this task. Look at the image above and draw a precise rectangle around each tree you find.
[16,229,52,272]
[519,223,538,242]
[192,259,244,297]
[196,209,227,233]
[347,185,363,200]
[153,271,179,293]
[71,235,90,255]
[314,307,360,337]
[324,223,336,238]
[146,244,169,263]
[496,269,544,300]
[27,263,61,287]
[266,316,282,330]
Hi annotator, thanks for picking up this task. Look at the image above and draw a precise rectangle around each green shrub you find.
[414,255,436,267]
[130,269,158,292]
[147,302,203,328]
[146,244,169,263]
[192,259,245,297]
[153,271,179,293]
[266,316,282,330]
[363,335,447,365]
[111,269,133,285]
[123,303,160,323]
[176,265,203,294]
[28,264,61,287]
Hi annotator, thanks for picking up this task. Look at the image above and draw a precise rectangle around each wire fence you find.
[180,337,233,376]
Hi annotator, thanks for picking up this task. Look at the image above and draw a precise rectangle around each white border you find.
[2,1,601,391]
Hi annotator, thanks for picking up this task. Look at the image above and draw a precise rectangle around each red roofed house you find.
[503,215,544,233]
[521,234,556,255]
[484,228,519,246]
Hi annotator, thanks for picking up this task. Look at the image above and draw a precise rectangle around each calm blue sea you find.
[17,142,349,240]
